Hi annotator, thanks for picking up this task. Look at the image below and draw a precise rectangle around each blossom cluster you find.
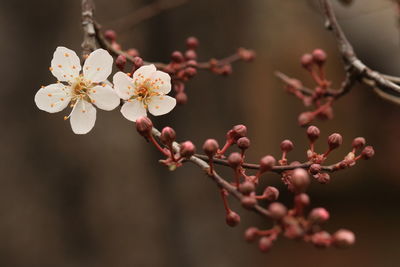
[35,47,176,134]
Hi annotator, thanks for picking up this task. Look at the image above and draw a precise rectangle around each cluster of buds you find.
[101,29,255,105]
[135,117,374,252]
[277,49,341,126]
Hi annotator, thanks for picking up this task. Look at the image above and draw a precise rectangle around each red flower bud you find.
[186,36,199,50]
[185,67,197,77]
[316,173,330,184]
[308,207,330,224]
[239,181,255,195]
[226,211,240,227]
[104,30,117,42]
[298,112,314,126]
[280,139,294,152]
[312,49,327,66]
[171,51,184,63]
[133,56,144,68]
[127,48,139,57]
[259,155,276,173]
[203,139,219,157]
[309,164,321,175]
[238,48,256,61]
[227,152,242,169]
[227,124,247,141]
[307,125,320,142]
[263,186,279,201]
[258,237,273,253]
[241,196,257,209]
[301,53,313,69]
[332,229,355,248]
[135,117,153,138]
[244,227,259,242]
[295,193,310,206]
[361,146,375,160]
[311,231,331,248]
[115,55,126,71]
[352,137,366,149]
[237,137,250,150]
[160,127,176,145]
[290,168,310,193]
[268,202,287,220]
[179,141,196,159]
[328,133,343,150]
[185,49,197,60]
[175,92,188,105]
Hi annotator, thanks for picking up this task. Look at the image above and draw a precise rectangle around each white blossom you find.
[34,47,120,134]
[113,64,176,122]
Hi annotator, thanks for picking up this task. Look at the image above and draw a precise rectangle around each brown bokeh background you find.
[1,0,400,266]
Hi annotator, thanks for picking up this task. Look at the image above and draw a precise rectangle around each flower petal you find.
[83,49,113,83]
[120,100,147,122]
[113,71,135,100]
[34,83,72,113]
[148,95,176,116]
[150,70,171,94]
[88,84,120,111]
[132,64,156,82]
[70,100,96,134]
[50,47,81,82]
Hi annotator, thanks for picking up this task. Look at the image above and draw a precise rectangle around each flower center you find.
[132,79,160,105]
[70,75,93,103]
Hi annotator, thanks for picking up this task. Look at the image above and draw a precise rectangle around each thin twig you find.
[81,0,97,56]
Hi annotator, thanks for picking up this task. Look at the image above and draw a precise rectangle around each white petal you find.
[150,70,171,94]
[83,49,113,83]
[148,95,176,116]
[113,71,135,100]
[120,100,147,122]
[132,64,156,82]
[50,47,81,82]
[34,83,72,113]
[70,100,96,134]
[88,84,120,111]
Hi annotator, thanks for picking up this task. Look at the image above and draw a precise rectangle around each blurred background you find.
[1,0,400,266]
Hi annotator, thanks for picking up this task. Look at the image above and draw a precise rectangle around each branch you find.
[150,127,272,218]
[81,0,97,56]
[321,0,400,104]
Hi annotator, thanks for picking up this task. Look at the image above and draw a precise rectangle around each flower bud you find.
[127,48,139,57]
[225,211,240,227]
[171,51,184,63]
[361,146,375,160]
[328,133,343,150]
[135,116,153,138]
[316,173,330,184]
[268,202,287,220]
[309,164,321,175]
[295,193,310,206]
[308,207,330,224]
[332,229,355,248]
[203,139,219,157]
[239,181,255,195]
[185,49,197,60]
[179,141,196,159]
[237,137,250,150]
[259,155,276,173]
[115,55,126,71]
[258,237,272,253]
[133,56,144,68]
[352,137,366,149]
[238,48,256,61]
[244,227,259,242]
[104,30,117,42]
[185,67,197,77]
[263,186,279,201]
[186,36,199,49]
[290,168,310,193]
[298,112,314,126]
[176,92,188,105]
[280,139,294,152]
[220,64,233,76]
[301,53,313,69]
[227,152,242,169]
[227,124,247,141]
[306,125,320,142]
[311,231,331,248]
[160,127,176,145]
[312,49,327,66]
[241,196,257,209]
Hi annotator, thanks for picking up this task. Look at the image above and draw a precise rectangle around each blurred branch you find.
[321,0,400,104]
[106,0,188,32]
[81,0,97,56]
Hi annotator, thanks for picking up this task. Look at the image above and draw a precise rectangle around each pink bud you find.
[301,53,313,69]
[316,173,330,184]
[298,112,314,126]
[259,155,276,173]
[171,51,184,63]
[239,181,255,195]
[185,49,197,60]
[309,164,321,175]
[160,127,176,145]
[176,92,188,105]
[268,202,287,220]
[307,125,320,142]
[238,48,256,61]
[133,56,144,68]
[311,231,331,248]
[333,229,355,248]
[241,196,257,209]
[258,237,272,253]
[104,30,117,42]
[244,227,259,242]
[227,124,247,141]
[290,168,310,193]
[237,137,250,150]
[227,152,242,169]
[328,133,343,150]
[115,55,126,71]
[295,193,310,206]
[308,207,330,224]
[352,137,366,149]
[312,49,327,66]
[179,141,196,159]
[263,186,279,201]
[135,117,153,138]
[203,139,219,157]
[186,36,199,49]
[226,211,240,227]
[280,139,294,152]
[361,146,375,160]
[127,48,139,57]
